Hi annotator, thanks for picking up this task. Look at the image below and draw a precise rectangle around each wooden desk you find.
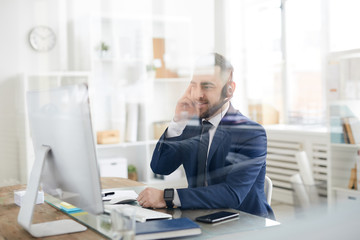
[0,177,144,240]
[0,178,279,239]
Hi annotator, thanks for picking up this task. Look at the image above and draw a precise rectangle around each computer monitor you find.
[17,84,103,237]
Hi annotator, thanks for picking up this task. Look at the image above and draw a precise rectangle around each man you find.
[137,53,274,219]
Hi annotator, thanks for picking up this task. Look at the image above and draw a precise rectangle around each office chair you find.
[264,175,273,205]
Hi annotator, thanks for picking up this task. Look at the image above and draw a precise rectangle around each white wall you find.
[162,0,215,59]
[0,1,20,186]
[0,0,65,185]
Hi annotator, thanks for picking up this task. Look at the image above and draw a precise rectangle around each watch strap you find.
[164,188,174,208]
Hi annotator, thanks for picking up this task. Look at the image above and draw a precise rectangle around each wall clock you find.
[29,26,56,52]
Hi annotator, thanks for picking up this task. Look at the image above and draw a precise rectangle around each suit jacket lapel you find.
[207,104,238,166]
[207,127,226,165]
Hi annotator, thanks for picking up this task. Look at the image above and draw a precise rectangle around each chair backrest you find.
[264,175,273,205]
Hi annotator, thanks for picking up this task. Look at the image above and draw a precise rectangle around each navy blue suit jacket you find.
[151,104,275,219]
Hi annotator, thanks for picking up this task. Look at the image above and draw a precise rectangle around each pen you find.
[102,191,115,197]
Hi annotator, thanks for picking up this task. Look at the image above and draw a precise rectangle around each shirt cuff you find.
[173,189,181,207]
[166,119,187,138]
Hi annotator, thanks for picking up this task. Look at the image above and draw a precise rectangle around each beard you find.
[199,97,227,119]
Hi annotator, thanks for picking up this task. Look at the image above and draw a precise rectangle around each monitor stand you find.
[17,145,87,237]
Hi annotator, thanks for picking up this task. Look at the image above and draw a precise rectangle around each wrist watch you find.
[163,188,174,208]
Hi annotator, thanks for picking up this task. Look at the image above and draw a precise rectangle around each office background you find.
[1,0,360,222]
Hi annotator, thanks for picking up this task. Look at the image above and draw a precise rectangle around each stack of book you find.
[342,117,360,144]
[330,105,360,144]
[348,150,360,190]
[135,218,201,240]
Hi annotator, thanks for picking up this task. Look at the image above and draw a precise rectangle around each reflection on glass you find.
[242,0,282,125]
[111,207,136,240]
[285,0,324,125]
[145,53,275,220]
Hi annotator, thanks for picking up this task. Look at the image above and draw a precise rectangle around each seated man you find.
[137,53,274,219]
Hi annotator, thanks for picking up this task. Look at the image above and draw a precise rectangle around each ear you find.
[227,81,236,97]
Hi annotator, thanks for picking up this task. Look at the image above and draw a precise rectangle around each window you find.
[230,0,328,125]
[285,0,325,124]
[242,0,283,125]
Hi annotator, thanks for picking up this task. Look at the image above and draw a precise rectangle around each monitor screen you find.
[26,84,103,215]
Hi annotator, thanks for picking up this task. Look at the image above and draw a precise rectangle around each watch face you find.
[29,26,56,52]
[164,189,174,198]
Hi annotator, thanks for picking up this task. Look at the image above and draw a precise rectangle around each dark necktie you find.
[196,120,212,187]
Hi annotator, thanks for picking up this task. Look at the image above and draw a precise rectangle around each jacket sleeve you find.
[177,156,265,210]
[177,124,267,210]
[151,128,198,175]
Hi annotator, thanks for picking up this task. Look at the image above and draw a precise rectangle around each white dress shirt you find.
[165,103,230,206]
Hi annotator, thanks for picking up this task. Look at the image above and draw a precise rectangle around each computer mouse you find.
[108,196,137,204]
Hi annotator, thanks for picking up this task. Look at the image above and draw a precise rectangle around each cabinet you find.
[87,15,192,183]
[327,49,360,207]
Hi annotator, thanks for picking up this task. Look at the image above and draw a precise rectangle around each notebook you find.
[135,218,201,240]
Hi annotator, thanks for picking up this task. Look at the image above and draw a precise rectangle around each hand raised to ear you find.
[174,84,198,122]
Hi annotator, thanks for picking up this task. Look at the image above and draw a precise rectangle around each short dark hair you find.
[213,53,234,76]
[194,53,233,83]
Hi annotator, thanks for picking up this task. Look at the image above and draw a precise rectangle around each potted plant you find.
[128,164,138,181]
[97,41,110,58]
[146,59,162,79]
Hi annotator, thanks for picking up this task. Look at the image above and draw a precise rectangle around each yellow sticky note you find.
[60,202,76,209]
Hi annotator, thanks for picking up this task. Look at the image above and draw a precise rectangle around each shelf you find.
[329,99,360,105]
[24,71,91,77]
[331,143,360,149]
[93,13,191,23]
[332,187,360,195]
[96,140,158,149]
[154,77,190,83]
[93,58,144,64]
[327,49,360,206]
[332,187,358,193]
[89,12,193,184]
[148,140,159,145]
[264,124,327,136]
[329,48,360,59]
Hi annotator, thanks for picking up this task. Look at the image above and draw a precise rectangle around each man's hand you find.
[137,187,166,208]
[174,84,198,122]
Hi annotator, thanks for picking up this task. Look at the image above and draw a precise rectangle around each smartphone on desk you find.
[195,211,240,223]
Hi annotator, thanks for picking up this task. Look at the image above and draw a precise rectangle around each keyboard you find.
[104,204,172,223]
